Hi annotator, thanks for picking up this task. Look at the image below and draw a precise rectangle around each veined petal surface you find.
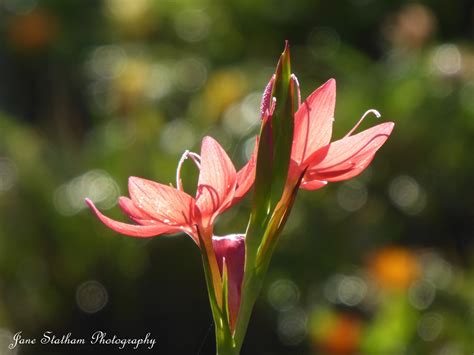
[292,79,336,165]
[196,136,237,224]
[86,198,181,237]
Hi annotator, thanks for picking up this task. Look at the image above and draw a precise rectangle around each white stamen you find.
[291,74,301,108]
[176,150,201,191]
[188,152,202,167]
[345,109,381,137]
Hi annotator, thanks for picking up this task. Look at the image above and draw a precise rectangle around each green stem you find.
[215,329,238,355]
[233,177,302,351]
[233,273,260,351]
[233,257,271,352]
[201,252,237,355]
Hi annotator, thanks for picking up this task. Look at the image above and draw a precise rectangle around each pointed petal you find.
[306,122,394,182]
[292,79,336,165]
[128,176,195,227]
[118,197,156,225]
[86,198,179,237]
[196,136,237,224]
[212,234,245,331]
[233,138,258,203]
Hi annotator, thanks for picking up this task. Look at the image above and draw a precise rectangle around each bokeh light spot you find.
[268,279,300,312]
[159,119,196,155]
[87,45,127,80]
[173,58,207,92]
[431,44,462,76]
[417,312,443,341]
[174,9,211,43]
[389,175,426,215]
[337,181,368,212]
[144,63,172,101]
[105,0,152,24]
[54,170,120,216]
[76,280,108,314]
[419,251,453,289]
[337,275,367,306]
[223,92,260,136]
[242,136,257,162]
[324,274,367,306]
[105,120,137,150]
[408,280,436,310]
[277,307,307,346]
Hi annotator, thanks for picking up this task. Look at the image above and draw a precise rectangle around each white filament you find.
[344,109,381,138]
[176,150,201,191]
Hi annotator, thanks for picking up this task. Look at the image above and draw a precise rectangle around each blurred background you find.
[0,0,473,354]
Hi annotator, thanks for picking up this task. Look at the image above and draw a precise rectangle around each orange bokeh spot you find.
[316,314,362,355]
[7,10,57,52]
[369,246,420,290]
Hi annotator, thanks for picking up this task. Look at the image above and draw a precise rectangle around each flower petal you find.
[118,196,165,226]
[86,198,179,237]
[212,234,245,331]
[292,79,336,165]
[196,136,237,224]
[325,155,376,181]
[300,179,327,191]
[128,176,195,227]
[306,122,394,182]
[233,138,257,203]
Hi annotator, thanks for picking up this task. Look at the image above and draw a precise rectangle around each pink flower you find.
[86,136,254,332]
[212,234,245,330]
[85,136,255,244]
[292,79,394,189]
[260,78,394,189]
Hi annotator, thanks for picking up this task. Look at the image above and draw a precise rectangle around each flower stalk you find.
[233,42,298,350]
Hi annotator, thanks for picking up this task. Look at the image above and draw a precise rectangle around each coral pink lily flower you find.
[261,77,394,189]
[291,79,394,189]
[86,136,253,332]
[85,136,255,245]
